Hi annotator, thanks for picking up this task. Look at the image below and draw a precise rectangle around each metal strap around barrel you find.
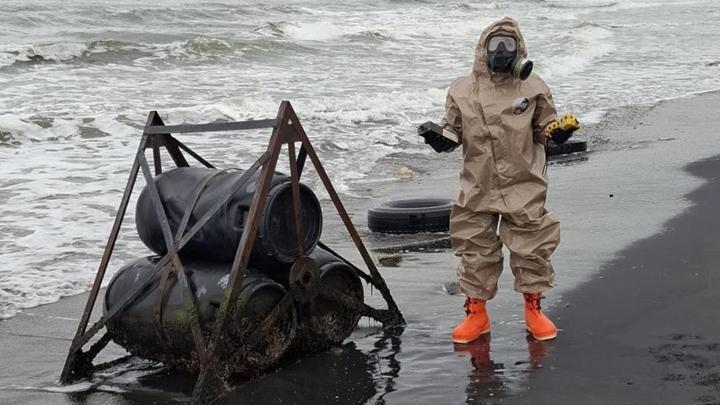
[154,259,176,360]
[176,169,233,239]
[139,151,209,361]
[151,159,263,363]
[179,153,269,248]
[154,169,230,354]
[156,168,239,363]
[171,255,209,363]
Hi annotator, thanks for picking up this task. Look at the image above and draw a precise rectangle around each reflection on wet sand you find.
[370,332,402,404]
[49,323,557,404]
[455,334,508,403]
[51,329,404,404]
[220,331,403,405]
[455,334,553,404]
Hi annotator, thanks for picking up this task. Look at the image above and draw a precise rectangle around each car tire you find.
[368,198,453,234]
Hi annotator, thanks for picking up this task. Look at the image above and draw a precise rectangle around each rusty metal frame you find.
[59,101,405,404]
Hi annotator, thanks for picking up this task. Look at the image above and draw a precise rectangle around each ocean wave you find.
[0,115,80,146]
[280,21,353,41]
[267,5,317,15]
[253,22,287,37]
[541,0,619,9]
[151,86,445,129]
[536,23,615,79]
[98,6,234,24]
[387,0,434,3]
[347,30,394,42]
[0,37,245,68]
[542,0,670,14]
[253,20,396,43]
[0,42,89,66]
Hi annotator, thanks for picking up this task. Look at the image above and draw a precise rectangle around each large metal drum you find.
[135,167,323,265]
[293,248,364,352]
[104,256,297,375]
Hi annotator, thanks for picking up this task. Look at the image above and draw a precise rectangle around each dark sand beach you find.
[515,155,720,404]
[2,91,720,404]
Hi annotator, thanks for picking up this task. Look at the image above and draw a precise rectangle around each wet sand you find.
[3,91,720,404]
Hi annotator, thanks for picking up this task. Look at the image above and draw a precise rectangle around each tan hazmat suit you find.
[442,17,560,300]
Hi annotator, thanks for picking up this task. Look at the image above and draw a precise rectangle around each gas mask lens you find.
[487,36,517,52]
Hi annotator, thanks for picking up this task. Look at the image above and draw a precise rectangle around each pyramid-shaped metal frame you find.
[59,101,405,404]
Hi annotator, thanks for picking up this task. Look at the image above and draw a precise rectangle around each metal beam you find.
[59,132,147,383]
[174,138,215,169]
[144,119,276,135]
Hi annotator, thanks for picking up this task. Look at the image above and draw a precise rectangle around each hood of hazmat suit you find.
[442,17,558,219]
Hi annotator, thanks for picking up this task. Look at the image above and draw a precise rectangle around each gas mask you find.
[486,35,533,81]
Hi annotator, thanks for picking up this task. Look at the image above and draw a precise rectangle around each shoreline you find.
[2,88,718,322]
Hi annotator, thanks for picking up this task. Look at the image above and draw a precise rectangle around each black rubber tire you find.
[547,139,587,156]
[367,198,453,234]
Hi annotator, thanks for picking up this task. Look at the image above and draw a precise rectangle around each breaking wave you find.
[0,37,253,68]
[535,23,616,79]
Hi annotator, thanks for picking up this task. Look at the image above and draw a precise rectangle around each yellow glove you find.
[544,113,580,144]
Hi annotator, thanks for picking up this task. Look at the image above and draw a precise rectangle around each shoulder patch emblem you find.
[512,97,529,115]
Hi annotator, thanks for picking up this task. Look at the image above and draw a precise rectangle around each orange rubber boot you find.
[452,298,491,344]
[523,293,557,341]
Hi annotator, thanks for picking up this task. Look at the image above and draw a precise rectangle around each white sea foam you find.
[536,24,616,80]
[0,37,242,69]
[578,109,607,124]
[0,42,89,65]
[282,21,349,41]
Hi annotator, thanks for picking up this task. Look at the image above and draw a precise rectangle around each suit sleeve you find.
[440,92,464,144]
[533,83,558,144]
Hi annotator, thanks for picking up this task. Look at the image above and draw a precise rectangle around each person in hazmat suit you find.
[439,17,575,343]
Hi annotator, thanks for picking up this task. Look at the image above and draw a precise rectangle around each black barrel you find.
[136,167,323,265]
[104,256,296,375]
[293,248,364,352]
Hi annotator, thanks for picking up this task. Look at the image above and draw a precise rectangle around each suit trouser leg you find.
[499,208,560,294]
[450,205,503,300]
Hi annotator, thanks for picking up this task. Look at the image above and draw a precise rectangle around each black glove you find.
[418,121,460,153]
